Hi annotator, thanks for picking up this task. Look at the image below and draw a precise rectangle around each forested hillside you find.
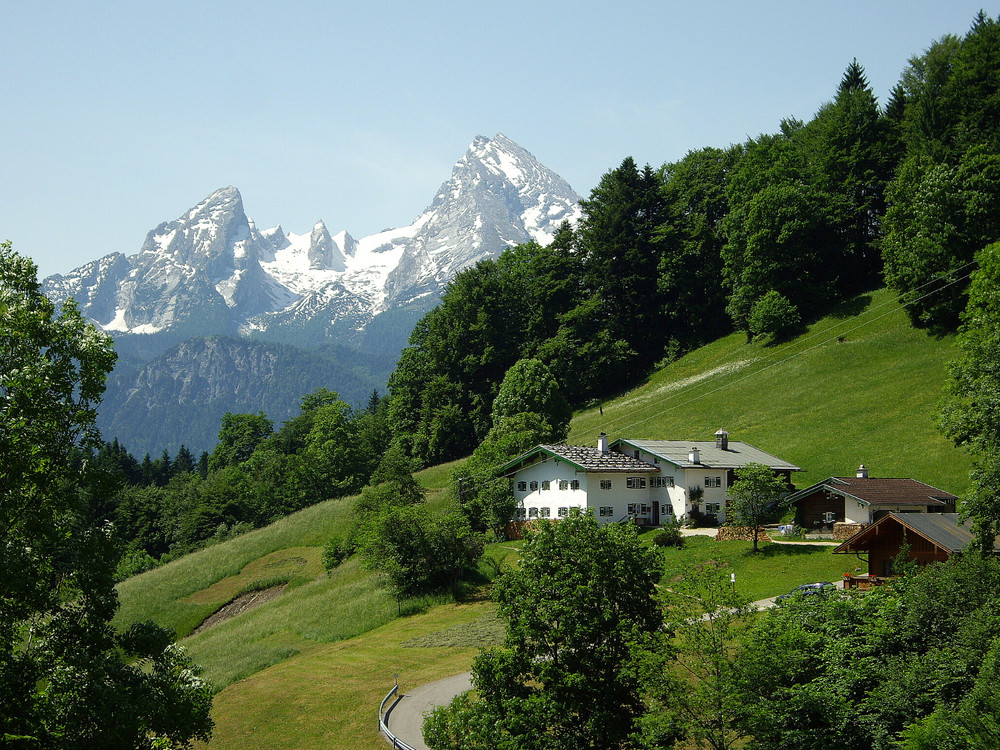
[386,13,1000,468]
[100,336,394,456]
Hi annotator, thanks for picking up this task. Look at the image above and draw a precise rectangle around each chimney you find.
[598,432,609,454]
[857,464,869,479]
[689,447,701,464]
[715,428,729,450]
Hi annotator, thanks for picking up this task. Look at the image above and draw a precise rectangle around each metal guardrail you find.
[378,683,417,750]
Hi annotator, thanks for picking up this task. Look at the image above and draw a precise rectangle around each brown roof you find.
[501,444,659,475]
[789,477,957,508]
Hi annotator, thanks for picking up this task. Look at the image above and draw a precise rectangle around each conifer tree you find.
[174,443,196,475]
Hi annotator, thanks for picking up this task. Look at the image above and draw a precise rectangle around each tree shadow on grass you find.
[826,294,873,320]
[752,543,834,558]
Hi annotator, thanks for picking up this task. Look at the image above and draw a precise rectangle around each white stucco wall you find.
[511,459,587,521]
[511,455,671,525]
[622,445,733,523]
[680,467,730,523]
[843,495,868,524]
[623,447,684,522]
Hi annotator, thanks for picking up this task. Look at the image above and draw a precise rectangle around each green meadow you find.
[659,535,861,602]
[111,288,972,748]
[570,289,970,494]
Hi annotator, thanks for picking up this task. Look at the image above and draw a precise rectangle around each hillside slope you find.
[115,290,972,748]
[569,289,970,495]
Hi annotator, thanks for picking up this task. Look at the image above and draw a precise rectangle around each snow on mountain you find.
[371,133,581,311]
[43,134,582,348]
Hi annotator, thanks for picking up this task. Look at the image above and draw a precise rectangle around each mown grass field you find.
[115,288,971,748]
[199,600,496,750]
[659,536,861,602]
[114,497,358,640]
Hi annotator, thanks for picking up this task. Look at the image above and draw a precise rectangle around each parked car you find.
[776,582,836,602]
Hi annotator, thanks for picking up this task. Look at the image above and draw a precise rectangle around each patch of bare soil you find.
[190,584,287,636]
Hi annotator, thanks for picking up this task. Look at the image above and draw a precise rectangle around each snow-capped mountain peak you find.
[43,134,581,347]
[306,220,347,272]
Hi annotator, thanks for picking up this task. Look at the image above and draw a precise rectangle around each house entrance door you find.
[652,501,660,526]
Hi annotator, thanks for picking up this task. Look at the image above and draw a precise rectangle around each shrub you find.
[687,507,719,528]
[322,534,353,571]
[115,547,159,581]
[748,291,801,341]
[653,519,685,548]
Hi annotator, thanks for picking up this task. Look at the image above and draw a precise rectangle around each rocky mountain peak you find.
[137,185,252,276]
[44,134,580,348]
[334,230,358,258]
[379,134,581,308]
[41,134,584,455]
[307,220,347,272]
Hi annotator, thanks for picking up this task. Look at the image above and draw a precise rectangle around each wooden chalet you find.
[834,512,999,589]
[787,466,957,538]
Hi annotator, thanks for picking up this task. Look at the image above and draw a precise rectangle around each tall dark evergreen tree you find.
[174,443,196,475]
[814,59,894,291]
[899,34,963,160]
[155,448,172,486]
[656,146,736,349]
[944,12,1000,155]
[577,157,667,365]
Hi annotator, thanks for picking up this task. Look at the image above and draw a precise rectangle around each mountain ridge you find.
[41,134,582,454]
[43,134,581,351]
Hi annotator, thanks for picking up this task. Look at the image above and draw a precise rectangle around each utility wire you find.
[455,260,979,483]
[598,261,978,435]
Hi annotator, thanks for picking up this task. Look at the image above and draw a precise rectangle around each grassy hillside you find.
[115,287,973,748]
[570,289,971,495]
[202,600,494,750]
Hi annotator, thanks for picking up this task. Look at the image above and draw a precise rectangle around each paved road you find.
[384,671,473,750]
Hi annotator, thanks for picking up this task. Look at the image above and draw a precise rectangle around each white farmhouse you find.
[501,429,801,528]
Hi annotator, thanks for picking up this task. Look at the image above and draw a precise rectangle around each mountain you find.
[42,134,581,453]
[44,134,581,353]
[100,337,395,457]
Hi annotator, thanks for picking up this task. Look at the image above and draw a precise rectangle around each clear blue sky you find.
[2,1,993,278]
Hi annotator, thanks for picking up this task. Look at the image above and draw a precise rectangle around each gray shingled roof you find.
[835,512,1000,554]
[614,439,802,471]
[500,444,659,475]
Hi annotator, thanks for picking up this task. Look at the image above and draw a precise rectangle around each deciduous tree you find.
[490,358,571,442]
[425,511,662,749]
[357,506,483,599]
[644,563,753,750]
[0,241,212,748]
[939,241,1000,547]
[208,411,273,471]
[726,463,789,552]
